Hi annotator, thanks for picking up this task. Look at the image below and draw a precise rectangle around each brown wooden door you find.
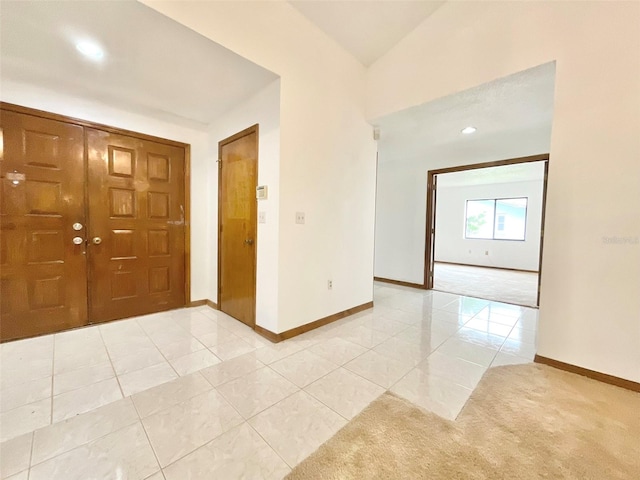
[0,110,88,340]
[86,128,186,322]
[218,126,258,327]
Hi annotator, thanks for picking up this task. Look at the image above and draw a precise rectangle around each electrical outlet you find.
[258,211,266,224]
[485,250,489,255]
[327,280,333,290]
[295,212,305,224]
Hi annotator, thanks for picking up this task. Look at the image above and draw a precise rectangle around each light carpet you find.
[434,262,538,307]
[286,364,640,479]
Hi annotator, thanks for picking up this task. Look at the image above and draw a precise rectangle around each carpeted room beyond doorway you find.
[286,364,640,479]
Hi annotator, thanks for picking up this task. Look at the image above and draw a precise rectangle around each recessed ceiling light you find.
[461,126,477,135]
[76,41,104,61]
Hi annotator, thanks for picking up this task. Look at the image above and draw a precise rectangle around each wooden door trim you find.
[423,154,550,306]
[536,160,549,307]
[1,102,192,307]
[217,124,259,325]
[0,102,188,148]
[423,153,550,177]
[425,171,437,289]
[184,146,192,305]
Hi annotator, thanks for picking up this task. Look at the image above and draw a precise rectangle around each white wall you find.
[207,79,281,333]
[0,79,212,301]
[434,180,544,271]
[143,1,378,333]
[367,2,640,382]
[374,125,550,284]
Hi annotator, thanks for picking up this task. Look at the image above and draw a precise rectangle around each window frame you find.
[464,197,528,241]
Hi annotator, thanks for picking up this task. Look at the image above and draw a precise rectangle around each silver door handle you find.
[72,237,84,245]
[92,237,102,245]
[244,238,254,245]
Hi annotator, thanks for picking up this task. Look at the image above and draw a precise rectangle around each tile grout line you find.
[48,336,55,427]
[384,317,479,393]
[26,430,35,480]
[97,326,126,400]
[132,371,215,421]
[144,371,279,475]
[27,411,139,473]
[244,421,294,471]
[130,317,182,381]
[205,343,250,365]
[160,353,306,471]
[228,365,302,421]
[134,400,165,478]
[245,364,370,470]
[106,308,263,400]
[298,363,365,423]
[29,375,203,473]
[105,313,197,396]
[149,310,239,374]
[239,376,310,469]
[199,356,266,390]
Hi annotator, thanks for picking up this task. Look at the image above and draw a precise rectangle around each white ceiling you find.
[0,0,278,126]
[437,162,546,188]
[375,62,556,165]
[289,0,445,66]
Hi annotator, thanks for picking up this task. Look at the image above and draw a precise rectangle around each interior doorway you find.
[0,104,189,341]
[425,155,549,307]
[217,125,258,327]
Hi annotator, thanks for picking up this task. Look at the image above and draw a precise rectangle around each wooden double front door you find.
[0,107,186,341]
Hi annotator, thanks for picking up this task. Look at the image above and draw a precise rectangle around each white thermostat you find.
[256,185,268,200]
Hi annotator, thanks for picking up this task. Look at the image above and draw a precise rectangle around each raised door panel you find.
[0,109,88,341]
[86,128,185,322]
[219,129,257,327]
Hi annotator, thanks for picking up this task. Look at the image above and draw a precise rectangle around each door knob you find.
[244,238,254,245]
[73,222,83,231]
[72,237,84,245]
[92,237,102,245]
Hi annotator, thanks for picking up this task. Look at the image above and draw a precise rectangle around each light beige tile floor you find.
[0,283,538,479]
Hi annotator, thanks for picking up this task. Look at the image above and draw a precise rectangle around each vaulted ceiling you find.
[289,1,446,66]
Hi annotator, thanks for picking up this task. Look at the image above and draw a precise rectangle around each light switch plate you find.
[295,212,305,224]
[259,211,266,223]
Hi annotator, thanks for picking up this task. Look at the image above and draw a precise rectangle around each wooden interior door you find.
[86,128,186,322]
[218,126,258,327]
[0,110,88,341]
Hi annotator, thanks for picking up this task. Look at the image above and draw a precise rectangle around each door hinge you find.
[217,158,222,169]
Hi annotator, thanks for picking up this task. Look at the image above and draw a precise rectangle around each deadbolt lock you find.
[92,237,102,245]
